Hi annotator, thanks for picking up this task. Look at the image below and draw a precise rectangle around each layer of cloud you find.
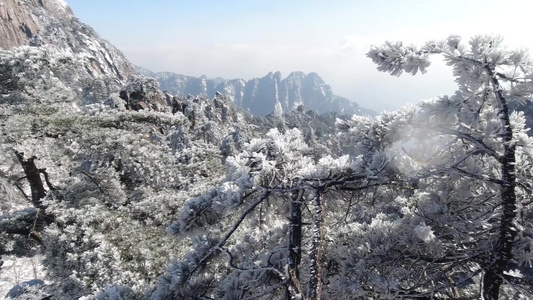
[108,0,533,112]
[123,40,457,112]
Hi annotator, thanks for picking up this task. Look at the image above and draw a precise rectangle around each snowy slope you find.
[0,0,135,87]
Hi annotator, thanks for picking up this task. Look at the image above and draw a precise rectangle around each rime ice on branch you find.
[368,34,533,300]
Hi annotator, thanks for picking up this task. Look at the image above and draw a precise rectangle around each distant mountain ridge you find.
[135,66,375,116]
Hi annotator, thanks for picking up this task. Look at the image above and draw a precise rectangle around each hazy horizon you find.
[66,0,533,112]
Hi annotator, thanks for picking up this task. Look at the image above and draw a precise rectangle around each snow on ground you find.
[0,254,47,297]
[57,0,68,10]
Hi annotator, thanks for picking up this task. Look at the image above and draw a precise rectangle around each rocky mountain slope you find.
[0,0,370,118]
[0,0,134,90]
[0,0,72,49]
[136,66,375,116]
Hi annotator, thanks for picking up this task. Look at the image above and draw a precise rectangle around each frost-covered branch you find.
[367,41,431,76]
[14,177,31,201]
[434,126,502,161]
[443,166,503,185]
[218,246,285,278]
[367,35,533,299]
[179,191,271,285]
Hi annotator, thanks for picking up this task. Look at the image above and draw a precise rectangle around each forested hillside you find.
[0,44,348,299]
[1,1,533,300]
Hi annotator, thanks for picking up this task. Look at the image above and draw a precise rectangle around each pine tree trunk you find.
[307,192,324,300]
[481,68,518,300]
[15,151,47,208]
[287,191,303,299]
[14,151,54,239]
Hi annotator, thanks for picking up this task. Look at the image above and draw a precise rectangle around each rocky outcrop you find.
[0,0,73,49]
[242,71,282,115]
[137,67,375,116]
[119,76,170,112]
[119,89,171,112]
[0,0,134,87]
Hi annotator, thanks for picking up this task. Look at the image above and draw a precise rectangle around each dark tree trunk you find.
[307,191,324,300]
[481,67,518,300]
[287,190,303,299]
[15,151,47,208]
[12,151,55,239]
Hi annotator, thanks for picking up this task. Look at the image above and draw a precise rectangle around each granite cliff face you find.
[0,0,134,86]
[136,67,375,116]
[0,0,72,49]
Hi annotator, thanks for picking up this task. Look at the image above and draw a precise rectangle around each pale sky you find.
[66,0,533,112]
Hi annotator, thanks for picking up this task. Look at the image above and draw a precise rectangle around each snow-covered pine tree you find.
[152,126,399,299]
[364,35,533,299]
[0,45,239,298]
[1,44,287,298]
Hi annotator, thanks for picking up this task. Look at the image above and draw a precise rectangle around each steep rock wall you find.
[0,0,135,86]
[0,0,72,49]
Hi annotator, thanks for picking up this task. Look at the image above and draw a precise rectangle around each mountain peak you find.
[288,71,306,78]
[136,67,376,116]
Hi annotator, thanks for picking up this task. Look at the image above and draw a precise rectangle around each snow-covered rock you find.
[0,0,134,87]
